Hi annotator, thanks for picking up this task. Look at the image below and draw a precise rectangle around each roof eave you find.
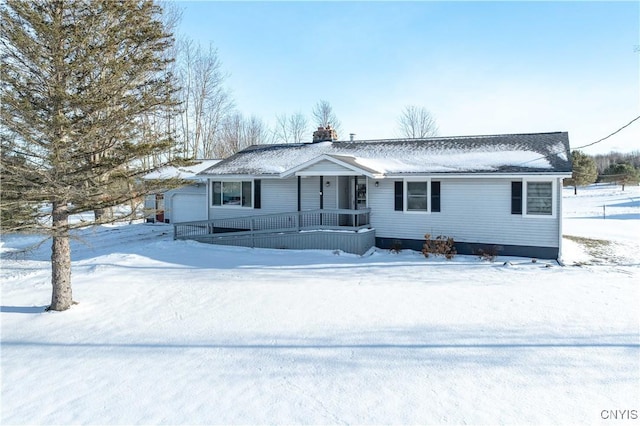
[199,173,280,180]
[381,171,572,179]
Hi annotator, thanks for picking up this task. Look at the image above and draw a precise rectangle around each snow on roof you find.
[144,159,221,180]
[199,132,571,176]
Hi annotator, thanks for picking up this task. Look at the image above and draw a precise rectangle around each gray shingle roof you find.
[199,132,571,176]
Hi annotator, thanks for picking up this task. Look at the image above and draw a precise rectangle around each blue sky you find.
[176,1,639,154]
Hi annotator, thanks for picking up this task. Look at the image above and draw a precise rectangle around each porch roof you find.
[199,132,571,177]
[282,154,381,178]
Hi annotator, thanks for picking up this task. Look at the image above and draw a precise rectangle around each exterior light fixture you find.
[375,181,379,187]
[325,181,330,187]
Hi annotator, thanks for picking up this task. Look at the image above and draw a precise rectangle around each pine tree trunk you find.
[94,208,106,221]
[574,186,577,195]
[49,203,73,311]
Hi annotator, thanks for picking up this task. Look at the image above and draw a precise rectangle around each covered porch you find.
[173,208,374,255]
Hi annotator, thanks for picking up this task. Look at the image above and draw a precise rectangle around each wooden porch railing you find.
[173,208,372,241]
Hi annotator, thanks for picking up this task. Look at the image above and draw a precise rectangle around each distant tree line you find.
[566,150,640,193]
[161,3,439,157]
[592,151,640,174]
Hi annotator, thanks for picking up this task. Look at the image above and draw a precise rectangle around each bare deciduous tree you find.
[312,100,341,135]
[274,113,309,144]
[397,105,439,138]
[217,113,271,157]
[176,39,233,158]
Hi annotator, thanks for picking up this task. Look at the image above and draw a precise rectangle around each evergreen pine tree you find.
[570,150,598,195]
[603,163,640,191]
[1,0,181,311]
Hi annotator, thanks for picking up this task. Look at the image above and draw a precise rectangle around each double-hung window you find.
[526,182,552,215]
[394,180,441,213]
[511,180,554,217]
[212,181,254,208]
[407,182,428,211]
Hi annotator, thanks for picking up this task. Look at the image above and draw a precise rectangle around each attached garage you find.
[167,189,207,223]
[143,159,220,224]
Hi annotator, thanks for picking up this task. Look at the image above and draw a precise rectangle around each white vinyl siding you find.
[261,179,298,213]
[300,177,320,210]
[370,178,560,248]
[324,177,337,209]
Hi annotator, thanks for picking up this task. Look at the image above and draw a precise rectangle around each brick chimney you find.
[312,125,338,143]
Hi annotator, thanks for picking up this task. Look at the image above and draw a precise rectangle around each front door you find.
[337,176,350,225]
[337,176,367,226]
[355,176,367,210]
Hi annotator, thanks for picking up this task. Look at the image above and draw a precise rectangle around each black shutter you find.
[394,181,403,211]
[431,181,441,212]
[511,181,522,215]
[254,179,261,209]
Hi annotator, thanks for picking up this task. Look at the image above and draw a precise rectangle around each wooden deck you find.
[173,208,375,255]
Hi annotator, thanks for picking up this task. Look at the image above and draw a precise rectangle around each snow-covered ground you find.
[1,184,638,425]
[563,183,640,266]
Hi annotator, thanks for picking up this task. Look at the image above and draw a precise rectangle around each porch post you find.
[319,175,324,209]
[354,177,358,226]
[319,175,324,225]
[207,179,212,221]
[354,176,358,210]
[297,176,301,212]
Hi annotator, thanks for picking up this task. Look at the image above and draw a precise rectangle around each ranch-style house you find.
[173,128,572,260]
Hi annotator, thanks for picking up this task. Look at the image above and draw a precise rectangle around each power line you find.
[573,115,640,150]
[515,115,640,167]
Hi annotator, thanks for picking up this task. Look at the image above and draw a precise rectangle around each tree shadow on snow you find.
[573,213,640,220]
[0,305,47,314]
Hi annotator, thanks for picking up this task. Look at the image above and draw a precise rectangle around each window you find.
[526,182,552,215]
[394,180,441,213]
[511,180,553,216]
[407,182,428,211]
[223,182,242,205]
[211,181,254,207]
